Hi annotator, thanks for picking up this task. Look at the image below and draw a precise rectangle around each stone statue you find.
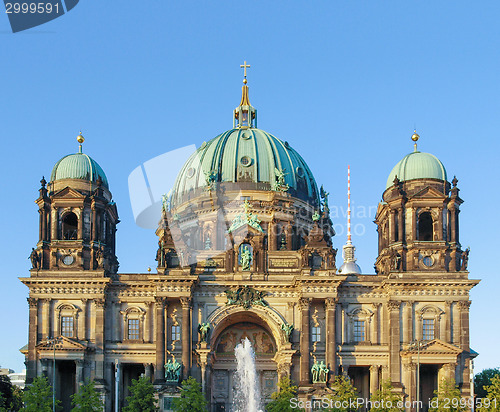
[320,185,330,214]
[312,211,321,222]
[311,361,320,383]
[460,247,470,271]
[164,358,182,382]
[204,170,217,191]
[204,236,212,250]
[28,248,40,269]
[273,167,289,191]
[240,245,252,271]
[281,323,294,342]
[318,361,329,383]
[198,322,210,343]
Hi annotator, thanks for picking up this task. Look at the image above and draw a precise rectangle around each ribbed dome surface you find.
[171,128,319,207]
[386,151,447,189]
[51,152,108,188]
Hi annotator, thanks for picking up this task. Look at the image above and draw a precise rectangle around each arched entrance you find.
[209,310,279,411]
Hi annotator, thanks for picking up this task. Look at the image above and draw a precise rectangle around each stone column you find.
[41,298,50,340]
[458,301,471,351]
[76,359,84,387]
[404,301,413,344]
[94,299,106,382]
[452,302,460,344]
[269,219,276,251]
[398,208,404,242]
[390,209,396,243]
[371,303,380,345]
[342,304,349,344]
[449,206,457,243]
[27,297,39,383]
[387,301,401,382]
[144,363,152,380]
[403,362,416,407]
[369,365,379,395]
[437,207,443,241]
[180,297,192,379]
[77,208,83,239]
[79,299,87,341]
[444,301,451,343]
[411,207,417,241]
[51,206,58,240]
[286,222,292,250]
[144,302,152,343]
[299,298,311,385]
[325,298,337,380]
[443,363,457,382]
[154,297,166,383]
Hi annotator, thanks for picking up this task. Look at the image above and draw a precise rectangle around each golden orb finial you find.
[77,132,85,144]
[411,130,420,142]
[243,78,247,84]
[147,266,151,273]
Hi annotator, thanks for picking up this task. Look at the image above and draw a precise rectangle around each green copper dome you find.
[50,152,108,188]
[386,150,447,189]
[171,128,319,207]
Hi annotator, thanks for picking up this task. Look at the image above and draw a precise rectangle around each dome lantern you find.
[234,61,257,129]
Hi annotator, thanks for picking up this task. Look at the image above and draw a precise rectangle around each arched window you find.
[418,212,433,241]
[62,212,78,240]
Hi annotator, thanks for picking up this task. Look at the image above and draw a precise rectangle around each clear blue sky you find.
[1,1,499,375]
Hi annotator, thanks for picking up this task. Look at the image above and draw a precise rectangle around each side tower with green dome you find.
[28,133,119,275]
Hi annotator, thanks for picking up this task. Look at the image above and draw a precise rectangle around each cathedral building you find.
[20,70,478,411]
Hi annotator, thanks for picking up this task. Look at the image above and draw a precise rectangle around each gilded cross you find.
[240,60,251,78]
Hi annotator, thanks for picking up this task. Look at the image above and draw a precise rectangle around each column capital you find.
[325,297,338,310]
[287,301,296,309]
[155,296,166,306]
[457,300,471,311]
[370,364,380,373]
[94,298,106,309]
[387,300,401,311]
[27,297,38,308]
[299,298,311,310]
[180,297,192,309]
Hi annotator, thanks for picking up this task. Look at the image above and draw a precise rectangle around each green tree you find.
[477,374,500,411]
[429,379,466,412]
[122,376,157,412]
[22,376,60,412]
[369,380,404,412]
[11,386,23,411]
[266,376,304,412]
[71,379,104,412]
[172,377,208,412]
[475,368,500,399]
[324,375,357,412]
[0,375,15,411]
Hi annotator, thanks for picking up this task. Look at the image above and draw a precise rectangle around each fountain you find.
[232,338,264,412]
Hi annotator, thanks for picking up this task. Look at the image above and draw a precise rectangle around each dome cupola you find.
[50,133,109,188]
[385,131,447,189]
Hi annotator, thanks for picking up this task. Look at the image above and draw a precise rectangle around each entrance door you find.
[420,364,438,412]
[348,366,370,410]
[58,360,76,411]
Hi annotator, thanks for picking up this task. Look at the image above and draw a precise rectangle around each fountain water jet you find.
[232,337,263,412]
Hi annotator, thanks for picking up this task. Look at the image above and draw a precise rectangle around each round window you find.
[296,167,305,177]
[241,132,251,140]
[422,256,433,267]
[240,156,252,167]
[186,167,195,178]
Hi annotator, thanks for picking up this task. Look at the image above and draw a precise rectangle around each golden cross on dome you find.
[240,60,251,81]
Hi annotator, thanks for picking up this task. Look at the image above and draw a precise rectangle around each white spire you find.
[339,165,362,274]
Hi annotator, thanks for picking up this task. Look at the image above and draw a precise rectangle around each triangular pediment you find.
[36,336,88,352]
[404,339,463,355]
[410,186,447,200]
[52,186,86,200]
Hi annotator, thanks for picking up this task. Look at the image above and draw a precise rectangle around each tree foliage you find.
[475,368,500,399]
[429,379,466,412]
[324,375,357,412]
[477,374,500,411]
[71,379,104,412]
[266,376,303,412]
[0,375,22,412]
[22,376,60,412]
[369,380,404,412]
[172,377,208,412]
[122,376,157,412]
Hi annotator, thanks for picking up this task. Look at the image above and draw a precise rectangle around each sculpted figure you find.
[28,248,40,269]
[240,245,252,271]
[198,322,210,343]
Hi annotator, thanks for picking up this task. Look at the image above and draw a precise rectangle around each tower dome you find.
[386,131,447,189]
[50,133,108,188]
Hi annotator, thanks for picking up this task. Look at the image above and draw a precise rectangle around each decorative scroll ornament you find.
[228,200,264,233]
[224,285,268,310]
[272,167,289,192]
